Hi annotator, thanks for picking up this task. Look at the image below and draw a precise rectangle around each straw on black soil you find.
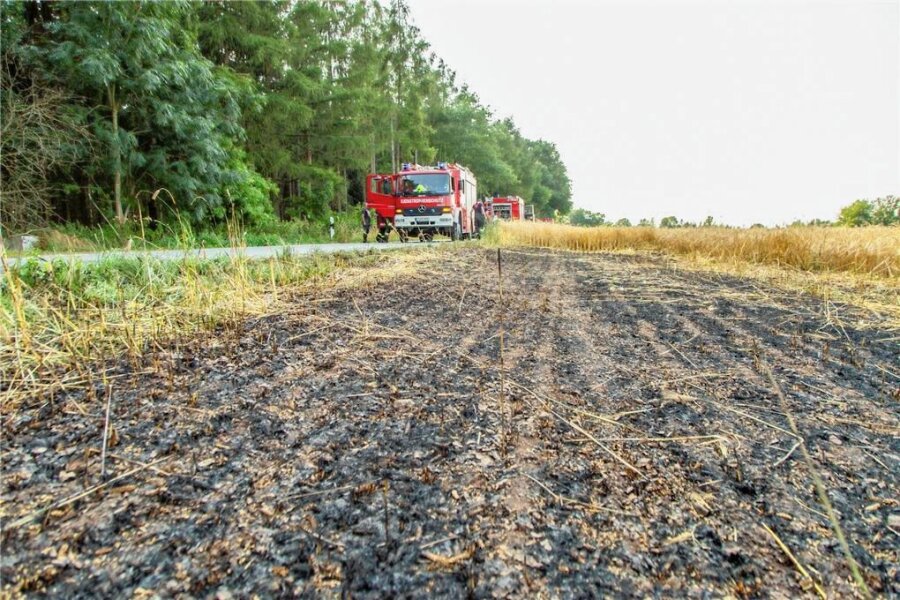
[3,248,897,598]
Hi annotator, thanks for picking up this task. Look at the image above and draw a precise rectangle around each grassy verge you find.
[0,247,432,411]
[491,221,900,324]
[15,211,372,254]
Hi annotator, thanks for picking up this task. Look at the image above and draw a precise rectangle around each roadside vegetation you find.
[0,246,434,411]
[1,0,572,244]
[20,211,371,254]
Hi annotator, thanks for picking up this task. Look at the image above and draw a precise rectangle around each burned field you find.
[3,248,898,598]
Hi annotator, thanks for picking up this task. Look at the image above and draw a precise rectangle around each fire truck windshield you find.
[399,174,451,196]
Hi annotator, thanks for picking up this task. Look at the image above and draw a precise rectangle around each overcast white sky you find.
[406,0,899,226]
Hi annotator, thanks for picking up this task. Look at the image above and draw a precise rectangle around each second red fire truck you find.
[488,196,526,221]
[366,162,478,242]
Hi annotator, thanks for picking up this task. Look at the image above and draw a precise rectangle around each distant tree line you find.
[0,0,572,234]
[567,196,897,228]
[567,210,719,228]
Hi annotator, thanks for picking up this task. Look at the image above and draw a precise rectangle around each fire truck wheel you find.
[423,232,434,242]
[450,221,461,242]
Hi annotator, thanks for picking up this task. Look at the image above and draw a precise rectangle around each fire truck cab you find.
[365,163,477,242]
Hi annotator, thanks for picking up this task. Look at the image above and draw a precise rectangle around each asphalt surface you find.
[2,240,440,270]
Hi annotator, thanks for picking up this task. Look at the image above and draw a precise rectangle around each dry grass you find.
[0,249,433,412]
[496,222,899,277]
[36,229,97,253]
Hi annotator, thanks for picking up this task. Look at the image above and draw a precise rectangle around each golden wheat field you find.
[496,222,900,278]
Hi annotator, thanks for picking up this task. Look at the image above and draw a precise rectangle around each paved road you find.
[2,240,442,270]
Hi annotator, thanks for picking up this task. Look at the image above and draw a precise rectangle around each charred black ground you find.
[3,248,898,598]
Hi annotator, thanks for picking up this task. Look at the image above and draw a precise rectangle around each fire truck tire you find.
[450,220,461,242]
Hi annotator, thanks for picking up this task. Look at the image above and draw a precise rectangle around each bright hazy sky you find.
[406,0,899,226]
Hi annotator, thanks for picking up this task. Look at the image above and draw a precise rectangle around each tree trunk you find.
[367,153,375,201]
[108,84,124,224]
[87,185,96,226]
[390,118,396,173]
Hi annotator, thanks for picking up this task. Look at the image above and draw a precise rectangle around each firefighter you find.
[402,179,415,196]
[361,206,372,243]
[375,214,388,243]
[474,198,486,236]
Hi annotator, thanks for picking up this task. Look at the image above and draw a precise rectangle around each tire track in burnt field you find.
[621,275,900,594]
[597,263,900,593]
[504,251,655,597]
[566,252,898,597]
[578,257,807,593]
[464,249,633,597]
[301,255,493,597]
[524,252,767,596]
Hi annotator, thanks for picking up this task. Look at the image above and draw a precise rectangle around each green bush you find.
[219,150,278,227]
[837,196,898,227]
[284,165,343,221]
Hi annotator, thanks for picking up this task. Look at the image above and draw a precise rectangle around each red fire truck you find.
[490,196,526,220]
[366,162,477,242]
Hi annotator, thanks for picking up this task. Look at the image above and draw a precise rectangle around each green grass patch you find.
[29,210,371,254]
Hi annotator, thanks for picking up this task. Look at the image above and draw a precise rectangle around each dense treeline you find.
[0,0,572,234]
